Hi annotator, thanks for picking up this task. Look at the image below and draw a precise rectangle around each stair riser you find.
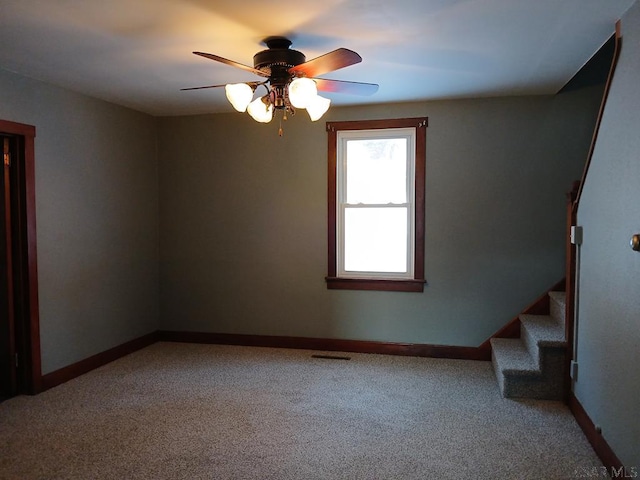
[522,324,541,365]
[491,350,505,394]
[501,373,564,400]
[498,347,566,399]
[550,296,565,327]
[539,347,566,384]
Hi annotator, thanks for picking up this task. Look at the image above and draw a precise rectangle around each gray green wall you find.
[574,0,640,466]
[158,90,601,346]
[2,15,634,464]
[0,68,159,374]
[0,54,605,387]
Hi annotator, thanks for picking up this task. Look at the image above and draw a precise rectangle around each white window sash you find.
[336,128,416,280]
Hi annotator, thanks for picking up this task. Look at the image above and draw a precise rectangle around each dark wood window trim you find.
[326,117,427,292]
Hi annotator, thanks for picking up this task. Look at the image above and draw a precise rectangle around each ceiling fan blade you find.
[289,48,362,77]
[314,78,379,96]
[193,52,269,78]
[181,81,263,91]
[180,84,227,91]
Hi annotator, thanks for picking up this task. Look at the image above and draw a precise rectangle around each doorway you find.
[0,120,41,397]
[1,134,18,399]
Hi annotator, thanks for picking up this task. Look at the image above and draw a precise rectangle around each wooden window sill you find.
[325,277,426,292]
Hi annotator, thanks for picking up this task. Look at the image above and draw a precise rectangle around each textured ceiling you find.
[0,0,634,116]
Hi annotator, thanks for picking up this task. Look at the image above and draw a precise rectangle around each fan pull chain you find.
[278,109,289,137]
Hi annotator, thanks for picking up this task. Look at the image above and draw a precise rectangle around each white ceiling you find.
[0,0,635,116]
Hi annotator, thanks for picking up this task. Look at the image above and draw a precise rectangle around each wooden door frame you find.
[0,119,41,394]
[3,134,18,396]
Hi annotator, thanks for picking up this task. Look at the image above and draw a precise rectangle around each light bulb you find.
[247,96,274,123]
[225,83,254,112]
[306,94,331,121]
[288,77,317,109]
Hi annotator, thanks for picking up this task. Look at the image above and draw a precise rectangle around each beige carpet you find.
[0,342,602,479]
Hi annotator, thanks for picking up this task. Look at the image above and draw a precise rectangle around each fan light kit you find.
[182,37,378,135]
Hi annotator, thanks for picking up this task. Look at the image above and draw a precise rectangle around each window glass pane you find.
[346,138,407,204]
[344,207,408,273]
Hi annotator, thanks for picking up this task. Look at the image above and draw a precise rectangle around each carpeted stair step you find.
[490,337,564,400]
[520,314,566,365]
[548,291,566,326]
[490,338,540,376]
[490,289,569,400]
[491,338,542,399]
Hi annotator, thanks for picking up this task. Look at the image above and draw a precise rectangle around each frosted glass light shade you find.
[225,83,254,112]
[288,77,317,109]
[306,94,331,121]
[247,97,274,123]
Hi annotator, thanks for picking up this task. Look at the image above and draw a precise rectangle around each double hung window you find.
[326,118,427,292]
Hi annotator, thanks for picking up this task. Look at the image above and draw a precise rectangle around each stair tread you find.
[548,291,566,306]
[520,314,566,347]
[490,338,541,376]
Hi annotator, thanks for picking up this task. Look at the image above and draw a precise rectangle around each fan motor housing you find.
[253,37,306,82]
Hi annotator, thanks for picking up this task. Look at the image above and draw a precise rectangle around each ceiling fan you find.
[182,36,378,128]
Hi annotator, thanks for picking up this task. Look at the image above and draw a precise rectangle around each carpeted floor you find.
[0,342,602,479]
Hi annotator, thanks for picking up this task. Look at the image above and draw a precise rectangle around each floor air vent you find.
[311,354,351,361]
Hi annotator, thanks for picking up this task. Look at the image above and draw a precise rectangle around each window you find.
[326,118,427,292]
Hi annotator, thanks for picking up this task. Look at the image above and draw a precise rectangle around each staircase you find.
[491,291,567,400]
